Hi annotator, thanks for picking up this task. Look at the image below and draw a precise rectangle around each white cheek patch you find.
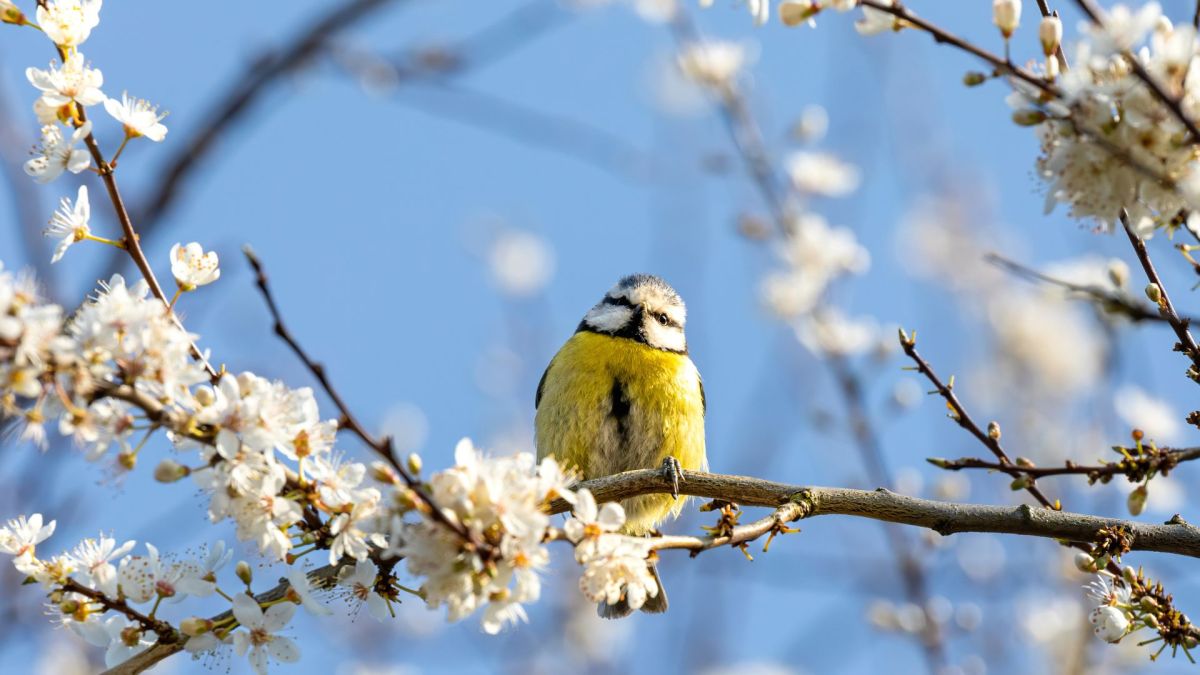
[643,320,687,352]
[584,304,633,332]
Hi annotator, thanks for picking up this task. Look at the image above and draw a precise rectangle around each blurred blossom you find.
[488,230,555,297]
[1113,385,1180,443]
[932,473,970,502]
[890,378,922,411]
[898,194,1005,294]
[790,104,829,143]
[894,602,927,634]
[379,402,429,455]
[925,595,953,625]
[954,602,982,631]
[956,534,1005,581]
[677,40,754,89]
[986,294,1102,399]
[795,309,878,357]
[643,52,708,116]
[867,599,898,630]
[785,151,860,197]
[1042,256,1128,294]
[761,214,869,319]
[1020,594,1082,644]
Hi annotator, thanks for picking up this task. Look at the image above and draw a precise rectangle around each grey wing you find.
[699,374,706,416]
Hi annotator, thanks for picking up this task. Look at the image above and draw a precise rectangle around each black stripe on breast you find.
[610,378,630,445]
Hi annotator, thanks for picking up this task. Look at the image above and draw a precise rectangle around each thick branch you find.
[555,469,1200,557]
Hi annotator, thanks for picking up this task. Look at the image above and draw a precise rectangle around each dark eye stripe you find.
[603,294,635,308]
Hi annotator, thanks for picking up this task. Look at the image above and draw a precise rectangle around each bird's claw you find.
[660,456,684,499]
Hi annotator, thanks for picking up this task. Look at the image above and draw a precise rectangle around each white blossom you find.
[0,513,56,561]
[785,151,860,197]
[992,0,1021,39]
[231,593,301,675]
[285,567,332,616]
[26,52,105,115]
[855,0,902,36]
[74,615,156,669]
[104,92,167,141]
[70,533,134,596]
[24,121,91,183]
[43,184,91,263]
[36,0,102,48]
[677,41,752,89]
[169,242,220,290]
[338,559,392,621]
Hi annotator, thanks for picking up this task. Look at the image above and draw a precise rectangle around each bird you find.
[535,274,707,618]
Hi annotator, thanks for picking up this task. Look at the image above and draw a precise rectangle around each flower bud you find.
[993,0,1021,39]
[1,5,25,25]
[1010,475,1032,490]
[1039,15,1062,56]
[1012,109,1047,126]
[1016,457,1036,469]
[117,451,137,471]
[193,386,215,407]
[1123,565,1139,584]
[1074,551,1098,572]
[1144,612,1160,629]
[235,561,253,586]
[60,598,80,615]
[779,0,820,27]
[963,71,988,87]
[1127,484,1148,516]
[988,421,1002,440]
[1107,259,1130,288]
[1141,595,1159,612]
[153,458,189,483]
[370,461,399,485]
[180,617,213,636]
[1145,283,1162,303]
[407,452,423,475]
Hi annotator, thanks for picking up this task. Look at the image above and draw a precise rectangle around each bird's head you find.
[579,274,687,353]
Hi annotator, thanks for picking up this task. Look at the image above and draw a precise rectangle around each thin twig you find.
[899,332,1058,509]
[985,252,1180,324]
[931,447,1200,481]
[242,247,473,541]
[1120,211,1200,378]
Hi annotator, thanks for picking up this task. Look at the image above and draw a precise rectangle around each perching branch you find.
[557,469,1200,557]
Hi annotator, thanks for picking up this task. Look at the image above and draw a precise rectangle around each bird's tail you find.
[597,561,668,619]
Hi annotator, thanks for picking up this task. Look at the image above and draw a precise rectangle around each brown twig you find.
[242,247,472,542]
[930,447,1200,482]
[858,0,1060,99]
[1120,211,1200,378]
[985,252,1181,324]
[61,579,178,646]
[899,331,1058,510]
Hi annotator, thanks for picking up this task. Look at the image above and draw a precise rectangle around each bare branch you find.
[931,447,1200,482]
[1120,211,1200,379]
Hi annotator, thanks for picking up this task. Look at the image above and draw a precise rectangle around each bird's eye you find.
[657,313,670,326]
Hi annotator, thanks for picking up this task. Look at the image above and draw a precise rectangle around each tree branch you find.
[1120,211,1200,378]
[931,447,1200,482]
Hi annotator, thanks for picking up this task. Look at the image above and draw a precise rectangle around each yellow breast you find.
[535,331,706,534]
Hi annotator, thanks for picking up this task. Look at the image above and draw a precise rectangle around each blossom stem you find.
[83,233,127,249]
[110,135,131,165]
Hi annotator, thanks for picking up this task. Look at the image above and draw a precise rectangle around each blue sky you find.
[3,1,1200,673]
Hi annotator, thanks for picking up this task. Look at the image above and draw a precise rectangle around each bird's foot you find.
[660,456,684,499]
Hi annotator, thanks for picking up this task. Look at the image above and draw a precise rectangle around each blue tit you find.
[535,274,707,618]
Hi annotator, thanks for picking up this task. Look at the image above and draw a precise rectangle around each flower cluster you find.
[1009,5,1200,234]
[395,439,573,634]
[0,512,336,674]
[564,489,660,611]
